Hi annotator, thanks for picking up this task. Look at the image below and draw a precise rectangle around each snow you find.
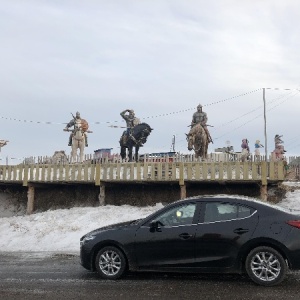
[1,182,300,255]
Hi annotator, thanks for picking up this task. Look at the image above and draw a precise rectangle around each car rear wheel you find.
[95,246,126,279]
[245,246,287,286]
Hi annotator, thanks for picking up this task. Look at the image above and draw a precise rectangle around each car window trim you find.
[199,210,257,224]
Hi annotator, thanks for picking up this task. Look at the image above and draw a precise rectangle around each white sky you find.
[1,183,300,253]
[1,0,300,163]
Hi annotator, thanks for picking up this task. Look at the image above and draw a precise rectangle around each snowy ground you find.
[0,182,300,254]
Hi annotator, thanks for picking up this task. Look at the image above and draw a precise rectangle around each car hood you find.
[83,219,142,237]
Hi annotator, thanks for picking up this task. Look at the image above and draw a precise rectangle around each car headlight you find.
[80,235,96,246]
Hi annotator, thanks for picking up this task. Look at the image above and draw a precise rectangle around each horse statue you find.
[186,124,208,159]
[120,123,153,162]
[65,119,91,163]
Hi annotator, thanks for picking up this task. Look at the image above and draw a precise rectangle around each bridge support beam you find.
[99,183,105,206]
[260,184,268,202]
[27,186,35,215]
[180,184,186,199]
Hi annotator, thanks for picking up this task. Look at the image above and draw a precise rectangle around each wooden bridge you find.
[0,160,286,186]
[0,159,287,215]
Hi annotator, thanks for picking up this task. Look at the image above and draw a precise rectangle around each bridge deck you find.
[0,161,285,186]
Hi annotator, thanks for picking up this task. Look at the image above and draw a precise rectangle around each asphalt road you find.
[1,252,300,300]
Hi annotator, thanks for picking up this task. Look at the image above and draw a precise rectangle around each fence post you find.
[95,163,101,186]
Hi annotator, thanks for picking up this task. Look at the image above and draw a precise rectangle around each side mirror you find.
[149,221,162,232]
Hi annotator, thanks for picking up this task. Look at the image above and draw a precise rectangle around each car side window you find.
[152,203,197,227]
[204,202,253,223]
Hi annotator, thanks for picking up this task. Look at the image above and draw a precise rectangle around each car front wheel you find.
[95,246,126,279]
[245,246,287,286]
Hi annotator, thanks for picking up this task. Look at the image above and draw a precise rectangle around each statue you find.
[254,140,264,156]
[241,139,250,162]
[186,104,212,159]
[119,109,152,162]
[272,134,286,161]
[64,111,88,147]
[120,109,140,144]
[190,104,212,143]
[63,112,91,163]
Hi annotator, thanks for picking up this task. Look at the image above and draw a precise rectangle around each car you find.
[80,195,300,286]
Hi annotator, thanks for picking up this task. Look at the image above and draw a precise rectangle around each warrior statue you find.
[273,134,286,160]
[241,139,250,162]
[120,109,140,143]
[254,139,264,156]
[64,111,89,147]
[190,104,212,143]
[274,134,284,149]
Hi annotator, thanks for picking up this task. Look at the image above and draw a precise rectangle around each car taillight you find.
[287,220,300,229]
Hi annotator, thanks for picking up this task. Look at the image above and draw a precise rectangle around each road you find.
[1,252,300,300]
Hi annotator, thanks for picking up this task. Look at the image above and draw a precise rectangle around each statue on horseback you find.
[119,109,152,162]
[272,134,287,161]
[63,111,92,162]
[186,104,213,159]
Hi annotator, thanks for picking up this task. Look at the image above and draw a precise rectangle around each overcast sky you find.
[1,0,300,163]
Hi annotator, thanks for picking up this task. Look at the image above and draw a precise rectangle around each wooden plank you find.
[203,163,208,180]
[252,163,258,180]
[179,163,184,185]
[77,164,82,181]
[150,163,155,180]
[130,164,134,180]
[12,166,17,181]
[95,164,101,186]
[136,163,141,180]
[171,163,176,180]
[23,165,28,186]
[269,161,275,180]
[277,161,284,180]
[90,164,95,182]
[155,163,161,180]
[115,163,120,180]
[187,163,192,180]
[195,163,200,179]
[210,162,215,180]
[219,163,224,180]
[143,163,148,180]
[53,164,58,181]
[71,165,75,181]
[261,161,267,185]
[41,165,45,181]
[84,164,89,181]
[59,164,63,181]
[226,163,232,180]
[235,162,240,180]
[243,162,249,180]
[65,164,70,181]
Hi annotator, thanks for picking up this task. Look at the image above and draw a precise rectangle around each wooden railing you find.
[0,161,286,186]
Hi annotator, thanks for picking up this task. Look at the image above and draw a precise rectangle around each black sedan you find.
[80,195,300,286]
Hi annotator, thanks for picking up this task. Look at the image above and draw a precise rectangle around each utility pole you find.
[263,88,268,160]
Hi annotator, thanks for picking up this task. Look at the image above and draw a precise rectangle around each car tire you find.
[95,246,126,279]
[245,246,287,286]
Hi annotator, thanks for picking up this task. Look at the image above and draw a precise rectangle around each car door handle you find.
[233,228,249,234]
[179,233,193,240]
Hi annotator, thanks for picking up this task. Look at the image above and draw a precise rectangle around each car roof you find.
[171,194,289,212]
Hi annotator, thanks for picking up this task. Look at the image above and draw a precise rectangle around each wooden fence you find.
[0,161,286,186]
[22,152,277,165]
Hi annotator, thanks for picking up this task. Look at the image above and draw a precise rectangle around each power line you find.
[0,88,262,126]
